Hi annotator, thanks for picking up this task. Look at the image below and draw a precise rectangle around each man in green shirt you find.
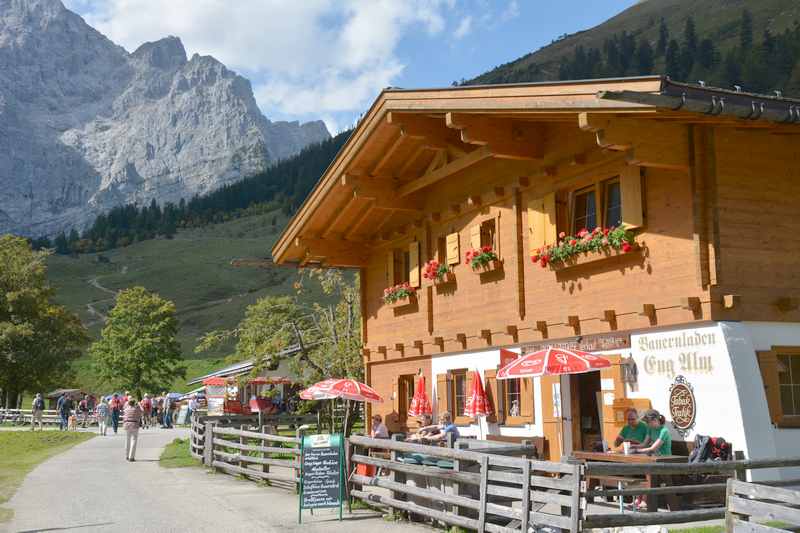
[614,408,648,448]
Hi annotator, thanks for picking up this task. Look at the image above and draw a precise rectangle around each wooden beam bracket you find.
[505,325,519,343]
[377,346,388,360]
[567,315,581,335]
[535,321,548,339]
[601,310,618,331]
[681,297,702,318]
[433,336,445,352]
[395,343,405,357]
[640,303,657,325]
[456,333,467,349]
[413,340,424,355]
[480,329,492,346]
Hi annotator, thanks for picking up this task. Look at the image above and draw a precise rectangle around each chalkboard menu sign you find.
[299,433,344,522]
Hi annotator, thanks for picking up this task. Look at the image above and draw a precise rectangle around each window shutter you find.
[520,377,534,422]
[436,373,449,418]
[484,369,502,424]
[446,233,460,265]
[756,351,781,425]
[620,166,644,228]
[494,214,501,257]
[527,193,557,252]
[408,241,420,288]
[386,250,394,286]
[392,379,399,414]
[469,225,481,250]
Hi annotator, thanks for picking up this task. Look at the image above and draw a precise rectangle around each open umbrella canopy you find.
[465,370,493,418]
[299,378,383,403]
[407,375,432,417]
[497,347,611,379]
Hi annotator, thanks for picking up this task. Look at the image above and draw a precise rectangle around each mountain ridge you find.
[0,0,329,237]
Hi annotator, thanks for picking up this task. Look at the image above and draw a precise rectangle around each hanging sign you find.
[669,375,696,437]
[299,433,344,523]
[522,332,631,353]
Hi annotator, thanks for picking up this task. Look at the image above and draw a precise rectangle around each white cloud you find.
[454,16,472,39]
[63,0,455,125]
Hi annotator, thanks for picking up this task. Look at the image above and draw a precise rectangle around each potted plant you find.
[382,282,417,307]
[422,259,454,285]
[531,225,638,269]
[465,245,501,272]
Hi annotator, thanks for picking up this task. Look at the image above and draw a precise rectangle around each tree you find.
[636,39,655,74]
[0,235,88,407]
[657,17,669,56]
[665,39,683,79]
[740,9,753,51]
[697,38,717,70]
[90,287,185,399]
[197,269,363,434]
[684,17,698,55]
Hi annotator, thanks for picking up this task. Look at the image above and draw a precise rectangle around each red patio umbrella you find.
[299,378,383,403]
[465,370,493,418]
[407,375,432,417]
[496,347,611,379]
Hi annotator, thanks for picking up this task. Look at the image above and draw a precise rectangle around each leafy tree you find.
[657,17,669,56]
[197,269,363,434]
[0,235,88,407]
[90,287,185,399]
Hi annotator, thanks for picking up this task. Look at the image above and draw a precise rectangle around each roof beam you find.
[343,175,423,212]
[445,112,545,160]
[370,131,406,177]
[387,112,461,151]
[397,145,493,197]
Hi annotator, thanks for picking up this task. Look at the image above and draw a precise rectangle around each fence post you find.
[569,463,583,533]
[204,422,214,468]
[453,441,469,517]
[521,459,531,533]
[477,455,489,533]
[389,434,407,519]
[262,424,274,477]
[239,423,246,472]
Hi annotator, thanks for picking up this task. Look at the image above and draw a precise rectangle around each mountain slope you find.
[469,0,800,94]
[0,0,329,237]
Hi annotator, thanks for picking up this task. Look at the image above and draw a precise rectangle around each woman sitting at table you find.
[614,408,648,448]
[634,409,672,456]
[406,414,440,442]
[427,412,459,444]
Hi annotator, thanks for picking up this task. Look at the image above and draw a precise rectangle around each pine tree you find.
[636,39,655,74]
[697,39,717,70]
[54,232,69,255]
[665,39,683,79]
[657,18,669,56]
[740,9,754,51]
[684,17,698,55]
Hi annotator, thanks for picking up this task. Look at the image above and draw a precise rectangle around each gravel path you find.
[3,428,428,533]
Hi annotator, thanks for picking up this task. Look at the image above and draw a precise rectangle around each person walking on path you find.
[78,395,90,427]
[110,393,122,434]
[56,393,73,431]
[30,393,45,431]
[140,395,152,429]
[123,398,143,461]
[161,392,173,429]
[96,398,110,436]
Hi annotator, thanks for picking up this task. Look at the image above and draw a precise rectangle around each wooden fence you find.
[581,456,800,529]
[0,408,96,426]
[726,479,800,532]
[348,435,581,533]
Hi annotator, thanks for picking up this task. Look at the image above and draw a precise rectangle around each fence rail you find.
[0,408,97,426]
[726,479,800,532]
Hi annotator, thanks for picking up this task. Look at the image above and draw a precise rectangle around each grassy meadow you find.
[45,210,315,393]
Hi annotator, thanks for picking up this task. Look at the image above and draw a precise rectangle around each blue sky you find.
[64,1,637,134]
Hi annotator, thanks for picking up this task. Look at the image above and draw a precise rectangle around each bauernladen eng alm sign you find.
[299,433,344,523]
[669,375,696,437]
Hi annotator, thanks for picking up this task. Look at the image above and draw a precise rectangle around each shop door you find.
[570,371,602,451]
[398,374,415,429]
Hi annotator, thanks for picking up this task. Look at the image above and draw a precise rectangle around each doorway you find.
[397,374,415,429]
[570,371,602,451]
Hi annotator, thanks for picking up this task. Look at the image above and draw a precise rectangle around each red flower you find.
[569,239,577,246]
[481,245,492,253]
[603,228,610,236]
[621,242,633,253]
[558,231,566,239]
[539,256,549,267]
[531,254,539,263]
[578,228,588,237]
[594,226,602,234]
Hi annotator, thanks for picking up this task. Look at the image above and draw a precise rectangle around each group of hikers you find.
[31,390,200,461]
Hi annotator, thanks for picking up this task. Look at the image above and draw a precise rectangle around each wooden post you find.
[477,455,489,533]
[204,421,214,467]
[261,424,272,477]
[389,434,406,520]
[520,459,531,533]
[453,441,468,517]
[239,423,246,472]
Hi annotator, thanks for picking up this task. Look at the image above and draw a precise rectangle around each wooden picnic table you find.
[572,450,688,512]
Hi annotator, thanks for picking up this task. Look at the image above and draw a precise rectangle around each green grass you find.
[0,431,94,523]
[44,211,329,393]
[159,438,201,468]
[669,521,795,532]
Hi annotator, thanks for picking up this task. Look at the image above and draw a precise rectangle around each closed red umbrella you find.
[465,370,493,418]
[407,375,432,417]
[496,347,611,379]
[299,378,383,403]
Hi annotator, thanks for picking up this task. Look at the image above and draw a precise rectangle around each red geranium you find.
[621,242,633,253]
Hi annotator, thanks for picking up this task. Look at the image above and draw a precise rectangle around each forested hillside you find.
[35,130,351,255]
[468,0,800,96]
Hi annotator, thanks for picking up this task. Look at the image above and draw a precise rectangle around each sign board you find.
[299,433,344,522]
[669,375,696,437]
[176,405,189,425]
[522,332,631,353]
[206,397,224,416]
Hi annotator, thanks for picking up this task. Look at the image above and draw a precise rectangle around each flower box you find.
[548,243,641,271]
[473,259,503,273]
[433,271,456,286]
[387,293,417,308]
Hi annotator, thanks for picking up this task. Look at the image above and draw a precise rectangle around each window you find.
[391,249,409,285]
[480,218,496,249]
[398,374,415,424]
[778,354,800,416]
[572,186,597,233]
[757,347,800,427]
[453,370,467,417]
[437,236,447,264]
[505,379,522,418]
[603,179,622,228]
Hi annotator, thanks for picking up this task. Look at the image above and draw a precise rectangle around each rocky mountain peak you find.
[0,1,330,236]
[132,36,187,70]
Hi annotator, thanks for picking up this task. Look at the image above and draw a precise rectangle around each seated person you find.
[370,414,389,439]
[633,409,672,456]
[614,408,648,448]
[406,414,440,442]
[427,412,459,444]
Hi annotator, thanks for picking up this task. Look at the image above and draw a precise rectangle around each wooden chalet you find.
[273,76,800,469]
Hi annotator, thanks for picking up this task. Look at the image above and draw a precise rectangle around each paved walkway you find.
[3,428,429,533]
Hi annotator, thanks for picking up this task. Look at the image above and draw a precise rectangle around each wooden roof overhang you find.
[272,76,799,267]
